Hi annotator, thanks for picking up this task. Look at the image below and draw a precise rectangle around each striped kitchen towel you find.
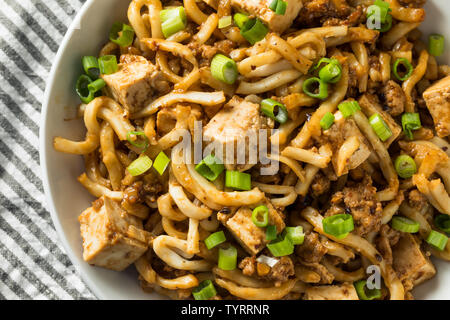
[0,0,95,299]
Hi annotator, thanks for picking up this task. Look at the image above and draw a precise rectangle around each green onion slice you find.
[192,280,217,300]
[252,205,269,228]
[402,112,421,140]
[266,225,277,241]
[233,13,249,29]
[195,154,225,182]
[394,155,416,179]
[210,54,238,85]
[435,215,450,234]
[318,60,342,84]
[322,214,354,239]
[260,99,289,124]
[283,226,305,245]
[225,170,251,191]
[354,280,382,300]
[127,155,153,176]
[153,151,171,175]
[426,230,449,251]
[87,78,106,94]
[302,77,328,99]
[82,56,100,79]
[391,216,420,233]
[126,131,149,151]
[369,113,392,142]
[98,55,118,75]
[275,0,287,15]
[109,22,135,47]
[218,246,237,270]
[240,18,268,45]
[269,0,278,11]
[160,7,187,38]
[320,112,335,130]
[367,0,391,23]
[76,74,95,104]
[393,58,413,81]
[367,10,392,32]
[338,101,360,118]
[266,234,294,257]
[204,231,226,249]
[218,16,232,29]
[429,34,445,57]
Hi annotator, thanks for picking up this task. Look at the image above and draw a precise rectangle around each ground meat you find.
[379,80,406,116]
[296,232,328,263]
[311,172,331,197]
[297,0,360,27]
[375,225,401,265]
[337,176,383,237]
[239,256,256,276]
[92,198,104,211]
[269,257,295,283]
[408,189,429,211]
[123,181,144,204]
[399,0,426,8]
[322,5,363,26]
[301,261,335,284]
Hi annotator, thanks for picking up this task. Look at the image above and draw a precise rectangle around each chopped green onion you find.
[266,234,294,257]
[426,230,448,251]
[428,34,445,57]
[394,155,416,179]
[126,131,149,151]
[338,101,360,118]
[319,61,342,84]
[252,205,269,228]
[393,58,413,81]
[367,0,391,23]
[153,151,170,175]
[369,113,392,142]
[225,170,251,191]
[269,0,278,11]
[218,246,237,270]
[210,54,238,85]
[192,280,217,300]
[87,78,106,94]
[378,14,392,32]
[233,13,249,29]
[320,112,335,130]
[402,112,421,140]
[322,214,354,239]
[160,7,187,38]
[76,75,95,104]
[302,77,328,99]
[195,154,225,182]
[283,226,304,245]
[218,16,232,29]
[260,99,289,124]
[354,280,381,300]
[109,22,135,47]
[367,2,392,33]
[275,0,287,15]
[240,18,268,45]
[435,215,450,234]
[127,155,153,176]
[204,231,226,249]
[266,225,277,241]
[98,55,118,75]
[82,56,100,79]
[391,216,420,233]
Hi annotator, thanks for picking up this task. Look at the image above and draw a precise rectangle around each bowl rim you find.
[39,0,104,300]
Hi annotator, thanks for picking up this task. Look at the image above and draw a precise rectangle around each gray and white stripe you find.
[0,0,95,299]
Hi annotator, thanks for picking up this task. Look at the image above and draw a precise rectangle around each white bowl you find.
[41,0,450,300]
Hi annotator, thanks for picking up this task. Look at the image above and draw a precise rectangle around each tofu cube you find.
[304,283,359,300]
[79,197,148,271]
[102,55,159,113]
[231,0,303,33]
[218,199,285,255]
[423,75,450,137]
[392,233,436,289]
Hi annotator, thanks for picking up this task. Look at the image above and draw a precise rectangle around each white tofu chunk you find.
[423,75,450,137]
[231,0,303,33]
[102,55,160,113]
[79,197,148,271]
[203,96,263,171]
[218,198,285,255]
[304,283,359,300]
[392,233,436,289]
